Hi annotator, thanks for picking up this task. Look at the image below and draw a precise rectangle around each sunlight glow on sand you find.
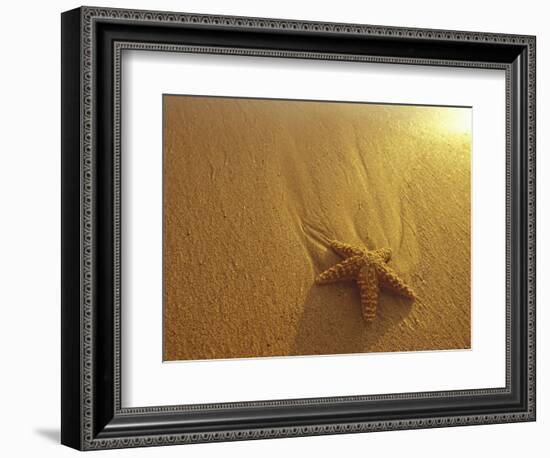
[439,108,472,134]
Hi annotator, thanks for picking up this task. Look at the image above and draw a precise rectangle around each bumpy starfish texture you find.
[316,240,415,322]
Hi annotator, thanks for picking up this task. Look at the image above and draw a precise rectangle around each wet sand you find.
[163,95,471,361]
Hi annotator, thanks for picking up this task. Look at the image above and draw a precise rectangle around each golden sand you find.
[162,95,471,361]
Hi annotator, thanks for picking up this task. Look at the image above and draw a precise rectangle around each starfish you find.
[316,240,415,322]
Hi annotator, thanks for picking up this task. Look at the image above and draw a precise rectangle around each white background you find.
[0,0,545,457]
[123,52,505,407]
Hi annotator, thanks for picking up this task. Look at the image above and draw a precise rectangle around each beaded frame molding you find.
[61,6,536,451]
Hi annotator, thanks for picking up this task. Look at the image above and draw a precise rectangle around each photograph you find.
[162,95,472,361]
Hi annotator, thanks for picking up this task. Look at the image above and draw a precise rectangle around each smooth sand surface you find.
[163,95,471,361]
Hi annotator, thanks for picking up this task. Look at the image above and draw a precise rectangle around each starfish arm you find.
[376,264,416,299]
[373,247,392,262]
[357,265,378,322]
[316,255,363,284]
[329,240,364,258]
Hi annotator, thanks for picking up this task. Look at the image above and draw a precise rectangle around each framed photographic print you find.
[61,6,536,450]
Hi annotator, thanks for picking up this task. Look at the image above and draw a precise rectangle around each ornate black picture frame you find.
[61,6,536,451]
